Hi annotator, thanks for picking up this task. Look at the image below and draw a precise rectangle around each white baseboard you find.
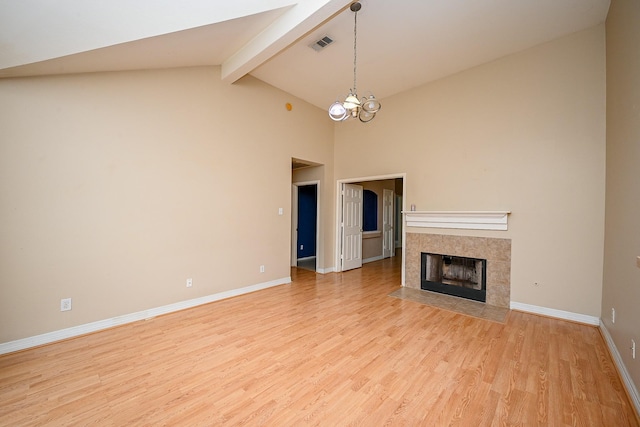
[296,256,316,262]
[599,321,640,416]
[510,301,600,325]
[0,277,291,355]
[363,255,384,264]
[317,266,336,274]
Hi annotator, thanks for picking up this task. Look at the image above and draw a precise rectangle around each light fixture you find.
[328,2,381,123]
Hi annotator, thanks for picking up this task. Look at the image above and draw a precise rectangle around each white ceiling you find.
[0,0,610,110]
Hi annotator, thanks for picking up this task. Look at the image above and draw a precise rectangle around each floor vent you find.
[309,36,334,52]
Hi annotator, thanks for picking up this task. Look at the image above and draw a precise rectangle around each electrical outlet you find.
[60,298,72,312]
[300,244,304,250]
[260,265,265,273]
[186,278,193,288]
[612,308,616,324]
[632,340,636,359]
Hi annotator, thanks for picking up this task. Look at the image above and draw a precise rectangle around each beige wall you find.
[603,0,640,391]
[335,26,607,317]
[0,66,333,342]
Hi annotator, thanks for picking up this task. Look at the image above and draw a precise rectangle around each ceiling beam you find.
[221,0,351,84]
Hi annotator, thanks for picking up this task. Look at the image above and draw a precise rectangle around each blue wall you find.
[363,189,378,232]
[297,184,317,259]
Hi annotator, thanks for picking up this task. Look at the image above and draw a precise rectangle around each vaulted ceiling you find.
[0,0,610,110]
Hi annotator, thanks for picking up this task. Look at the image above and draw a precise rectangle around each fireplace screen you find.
[421,253,487,302]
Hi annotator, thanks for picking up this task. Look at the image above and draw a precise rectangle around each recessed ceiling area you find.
[0,0,610,110]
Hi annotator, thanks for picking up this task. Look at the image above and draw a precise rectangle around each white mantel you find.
[403,211,511,231]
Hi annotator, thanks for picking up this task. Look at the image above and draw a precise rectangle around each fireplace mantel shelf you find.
[403,211,511,231]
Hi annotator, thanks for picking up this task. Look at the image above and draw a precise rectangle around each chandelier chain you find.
[353,8,357,94]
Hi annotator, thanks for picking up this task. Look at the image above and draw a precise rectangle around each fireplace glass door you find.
[421,253,487,302]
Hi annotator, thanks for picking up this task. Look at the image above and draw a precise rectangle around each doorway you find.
[291,158,323,272]
[336,174,406,278]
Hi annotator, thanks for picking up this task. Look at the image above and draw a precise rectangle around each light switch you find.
[278,208,284,215]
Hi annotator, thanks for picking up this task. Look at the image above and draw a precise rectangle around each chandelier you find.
[328,2,381,123]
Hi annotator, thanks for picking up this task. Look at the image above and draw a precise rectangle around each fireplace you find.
[406,233,510,308]
[421,252,487,302]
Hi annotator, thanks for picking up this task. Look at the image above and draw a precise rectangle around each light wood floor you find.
[1,256,638,426]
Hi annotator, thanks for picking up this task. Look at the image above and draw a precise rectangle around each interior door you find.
[383,189,395,258]
[341,183,363,271]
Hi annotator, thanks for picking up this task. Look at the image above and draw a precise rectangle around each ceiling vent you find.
[309,36,334,52]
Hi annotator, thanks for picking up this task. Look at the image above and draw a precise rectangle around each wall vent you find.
[309,35,334,52]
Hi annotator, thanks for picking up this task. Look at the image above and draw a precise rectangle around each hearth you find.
[421,252,487,302]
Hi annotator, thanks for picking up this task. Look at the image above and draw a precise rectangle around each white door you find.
[383,189,395,258]
[341,183,363,271]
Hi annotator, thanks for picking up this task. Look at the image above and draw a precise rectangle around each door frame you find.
[291,180,321,272]
[335,173,407,284]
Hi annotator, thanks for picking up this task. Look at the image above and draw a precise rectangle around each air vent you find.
[309,35,334,52]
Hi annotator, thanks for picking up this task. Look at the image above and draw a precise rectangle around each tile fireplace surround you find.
[405,233,511,308]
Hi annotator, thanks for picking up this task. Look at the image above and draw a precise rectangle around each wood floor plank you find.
[0,255,638,426]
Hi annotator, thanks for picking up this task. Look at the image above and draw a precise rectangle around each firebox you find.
[421,252,487,302]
